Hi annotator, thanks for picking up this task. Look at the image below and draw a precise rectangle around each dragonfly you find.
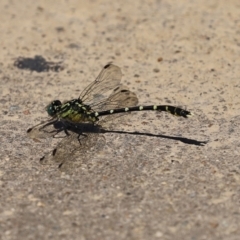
[27,63,192,169]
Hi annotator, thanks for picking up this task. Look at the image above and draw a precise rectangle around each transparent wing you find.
[40,131,105,172]
[90,85,138,112]
[79,63,122,106]
[97,87,139,127]
[27,119,65,139]
[39,132,84,166]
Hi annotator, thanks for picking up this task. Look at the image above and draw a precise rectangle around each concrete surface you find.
[1,0,240,239]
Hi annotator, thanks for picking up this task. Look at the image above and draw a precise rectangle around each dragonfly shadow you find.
[61,122,208,146]
[101,129,208,146]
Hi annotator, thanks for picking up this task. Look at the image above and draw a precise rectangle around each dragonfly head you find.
[46,100,62,117]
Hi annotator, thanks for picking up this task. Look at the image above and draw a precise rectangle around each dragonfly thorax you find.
[50,99,98,123]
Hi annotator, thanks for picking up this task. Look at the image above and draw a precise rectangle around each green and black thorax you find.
[46,99,99,123]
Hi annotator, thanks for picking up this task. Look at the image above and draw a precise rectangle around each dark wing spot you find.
[52,148,57,156]
[104,62,113,69]
[27,128,32,133]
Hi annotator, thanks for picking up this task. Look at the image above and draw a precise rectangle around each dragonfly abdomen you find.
[92,105,191,118]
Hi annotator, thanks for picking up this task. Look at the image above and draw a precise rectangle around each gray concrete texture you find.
[1,0,240,239]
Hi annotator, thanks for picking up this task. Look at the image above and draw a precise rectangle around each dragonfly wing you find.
[40,129,105,171]
[27,119,66,139]
[90,84,138,111]
[97,87,139,127]
[79,63,122,106]
[39,132,81,166]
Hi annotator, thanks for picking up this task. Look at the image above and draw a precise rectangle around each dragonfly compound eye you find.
[46,100,62,116]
